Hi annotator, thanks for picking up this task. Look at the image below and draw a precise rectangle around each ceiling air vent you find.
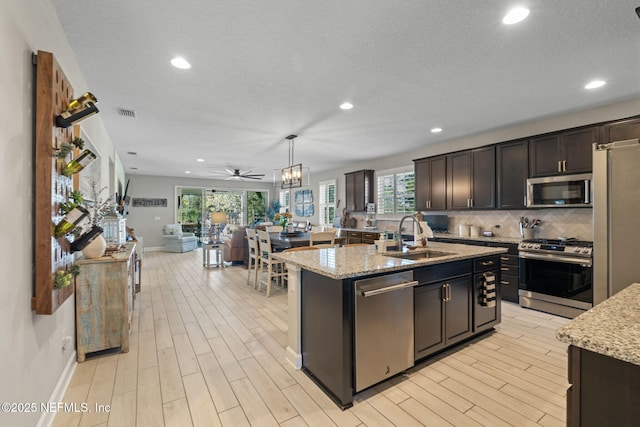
[118,108,136,118]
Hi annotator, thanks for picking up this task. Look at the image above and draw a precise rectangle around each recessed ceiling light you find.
[196,158,205,162]
[185,170,191,174]
[171,57,191,69]
[340,102,354,110]
[584,80,606,89]
[431,127,443,133]
[503,7,530,25]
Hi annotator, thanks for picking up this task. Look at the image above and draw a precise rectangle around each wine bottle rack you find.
[32,50,76,314]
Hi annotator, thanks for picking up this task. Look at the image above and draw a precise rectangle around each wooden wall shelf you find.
[32,50,76,315]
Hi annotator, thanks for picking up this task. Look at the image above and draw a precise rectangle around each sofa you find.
[163,224,198,253]
[223,226,247,264]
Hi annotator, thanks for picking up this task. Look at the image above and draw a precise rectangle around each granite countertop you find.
[556,283,640,366]
[274,241,507,280]
[432,233,523,245]
[337,229,523,245]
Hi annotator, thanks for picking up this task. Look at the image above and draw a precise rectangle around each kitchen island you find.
[275,242,507,408]
[556,283,640,426]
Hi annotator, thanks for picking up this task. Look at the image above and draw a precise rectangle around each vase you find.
[82,233,107,259]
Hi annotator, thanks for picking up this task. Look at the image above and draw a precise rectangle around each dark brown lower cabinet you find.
[414,261,474,360]
[567,345,640,427]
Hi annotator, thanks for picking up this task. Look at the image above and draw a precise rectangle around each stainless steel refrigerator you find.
[593,138,640,304]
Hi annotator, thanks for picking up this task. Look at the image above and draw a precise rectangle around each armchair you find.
[163,224,198,253]
[223,226,247,264]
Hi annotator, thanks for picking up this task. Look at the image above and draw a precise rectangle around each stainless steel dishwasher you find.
[354,270,417,392]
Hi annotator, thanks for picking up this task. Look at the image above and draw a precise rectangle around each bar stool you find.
[256,230,287,297]
[245,229,259,287]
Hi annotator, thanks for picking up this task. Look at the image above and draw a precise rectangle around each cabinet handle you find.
[563,160,567,172]
[501,281,510,285]
[481,260,494,266]
[443,283,451,302]
[500,256,509,261]
[524,195,527,206]
[501,267,509,271]
[470,198,473,208]
[466,199,470,208]
[558,160,562,172]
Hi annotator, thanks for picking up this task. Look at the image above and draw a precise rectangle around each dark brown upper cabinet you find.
[529,126,598,177]
[447,146,496,210]
[414,155,447,211]
[344,169,374,212]
[497,140,529,209]
[602,116,640,143]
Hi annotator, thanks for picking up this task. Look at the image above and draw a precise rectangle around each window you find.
[279,190,290,213]
[318,179,337,226]
[376,170,415,214]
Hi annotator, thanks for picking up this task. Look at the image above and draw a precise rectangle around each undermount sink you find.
[387,250,453,260]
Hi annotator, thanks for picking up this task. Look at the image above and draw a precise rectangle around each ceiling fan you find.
[210,168,265,181]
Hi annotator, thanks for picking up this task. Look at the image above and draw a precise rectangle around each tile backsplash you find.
[441,209,593,241]
[352,208,593,241]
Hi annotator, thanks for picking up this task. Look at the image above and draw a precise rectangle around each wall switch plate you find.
[155,216,161,221]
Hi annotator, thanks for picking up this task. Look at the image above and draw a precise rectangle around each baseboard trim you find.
[286,346,302,369]
[37,351,77,427]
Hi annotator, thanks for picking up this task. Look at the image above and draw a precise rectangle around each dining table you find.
[269,231,346,251]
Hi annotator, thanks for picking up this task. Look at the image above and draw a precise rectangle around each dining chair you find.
[309,231,336,247]
[266,225,283,233]
[256,230,287,297]
[245,228,259,287]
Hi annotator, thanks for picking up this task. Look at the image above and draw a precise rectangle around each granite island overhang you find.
[274,242,508,408]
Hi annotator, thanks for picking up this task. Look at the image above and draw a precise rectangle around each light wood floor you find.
[54,249,571,427]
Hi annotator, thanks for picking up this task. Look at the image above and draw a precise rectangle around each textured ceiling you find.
[51,0,640,182]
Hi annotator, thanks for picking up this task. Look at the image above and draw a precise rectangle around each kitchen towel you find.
[482,272,497,308]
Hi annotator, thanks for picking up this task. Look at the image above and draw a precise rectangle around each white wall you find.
[0,2,123,426]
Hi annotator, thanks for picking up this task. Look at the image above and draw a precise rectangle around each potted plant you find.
[274,212,292,234]
[77,179,115,258]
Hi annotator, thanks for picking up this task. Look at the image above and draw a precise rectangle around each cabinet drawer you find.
[500,274,519,303]
[362,232,379,241]
[347,231,362,238]
[415,260,472,284]
[474,256,500,273]
[500,274,518,288]
[500,254,518,266]
[500,263,518,276]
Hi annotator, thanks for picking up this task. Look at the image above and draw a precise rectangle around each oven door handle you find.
[519,251,592,267]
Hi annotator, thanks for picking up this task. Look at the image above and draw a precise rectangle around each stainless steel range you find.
[518,238,593,318]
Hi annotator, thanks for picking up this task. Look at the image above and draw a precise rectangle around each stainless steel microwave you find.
[526,173,592,208]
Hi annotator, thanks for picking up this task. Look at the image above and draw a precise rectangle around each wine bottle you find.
[55,102,99,128]
[70,225,103,252]
[54,206,89,238]
[66,92,97,110]
[62,149,97,176]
